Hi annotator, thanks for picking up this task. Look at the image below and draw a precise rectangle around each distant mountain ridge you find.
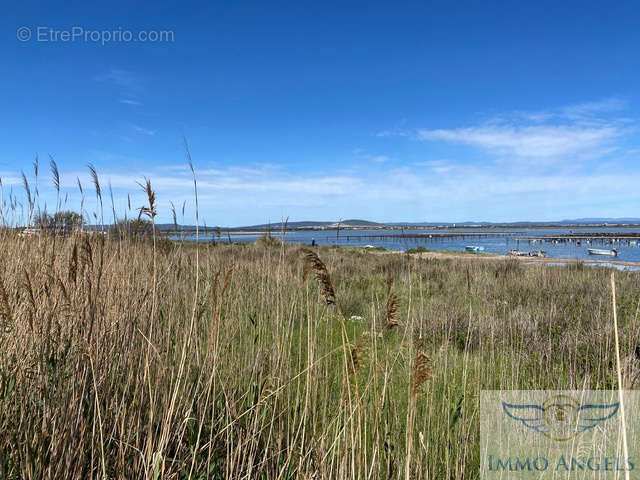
[230,219,382,230]
[560,217,640,223]
[151,217,640,232]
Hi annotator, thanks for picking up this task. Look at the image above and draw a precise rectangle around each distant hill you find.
[148,217,640,232]
[227,219,384,230]
[560,217,640,224]
[152,219,383,232]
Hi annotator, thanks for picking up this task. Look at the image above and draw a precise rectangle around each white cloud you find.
[416,124,622,160]
[5,157,640,224]
[119,99,142,106]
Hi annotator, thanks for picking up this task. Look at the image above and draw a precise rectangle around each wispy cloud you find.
[94,68,139,89]
[559,97,627,120]
[130,124,155,136]
[119,99,142,106]
[353,149,392,163]
[416,124,622,160]
[96,69,145,111]
[504,98,627,124]
[414,160,455,173]
[0,172,22,186]
[384,98,633,165]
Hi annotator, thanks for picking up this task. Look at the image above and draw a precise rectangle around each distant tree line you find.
[34,210,84,234]
[31,211,158,240]
[112,218,153,238]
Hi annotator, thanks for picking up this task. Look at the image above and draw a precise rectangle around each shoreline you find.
[132,234,640,268]
[399,249,640,268]
[163,235,640,268]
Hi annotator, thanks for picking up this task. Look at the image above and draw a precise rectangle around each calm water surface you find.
[171,227,640,263]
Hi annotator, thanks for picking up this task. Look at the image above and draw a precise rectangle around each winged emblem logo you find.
[502,394,619,442]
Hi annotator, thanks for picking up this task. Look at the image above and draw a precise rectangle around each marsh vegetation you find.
[1,229,639,478]
[1,162,639,479]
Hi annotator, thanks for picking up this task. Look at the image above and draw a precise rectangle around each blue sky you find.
[2,1,640,226]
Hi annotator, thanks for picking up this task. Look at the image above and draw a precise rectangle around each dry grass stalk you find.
[610,273,630,480]
[0,276,12,324]
[301,248,336,305]
[80,235,93,269]
[68,241,78,284]
[21,268,36,331]
[211,267,233,325]
[170,201,178,233]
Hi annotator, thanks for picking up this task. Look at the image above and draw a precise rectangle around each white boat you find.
[465,245,485,253]
[588,248,617,257]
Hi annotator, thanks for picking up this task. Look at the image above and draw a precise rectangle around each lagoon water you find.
[171,227,640,263]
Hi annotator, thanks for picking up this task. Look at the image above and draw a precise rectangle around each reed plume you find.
[108,181,118,226]
[348,332,369,374]
[88,163,104,230]
[405,336,432,480]
[384,277,399,330]
[211,267,233,323]
[88,163,101,199]
[138,178,157,220]
[49,156,59,190]
[49,156,60,208]
[76,176,83,196]
[21,171,33,225]
[301,248,336,305]
[33,155,39,194]
[411,350,433,396]
[170,201,178,233]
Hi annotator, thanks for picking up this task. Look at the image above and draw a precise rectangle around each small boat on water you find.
[465,245,485,253]
[588,248,618,257]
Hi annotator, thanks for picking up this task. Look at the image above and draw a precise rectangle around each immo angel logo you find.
[502,394,619,442]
